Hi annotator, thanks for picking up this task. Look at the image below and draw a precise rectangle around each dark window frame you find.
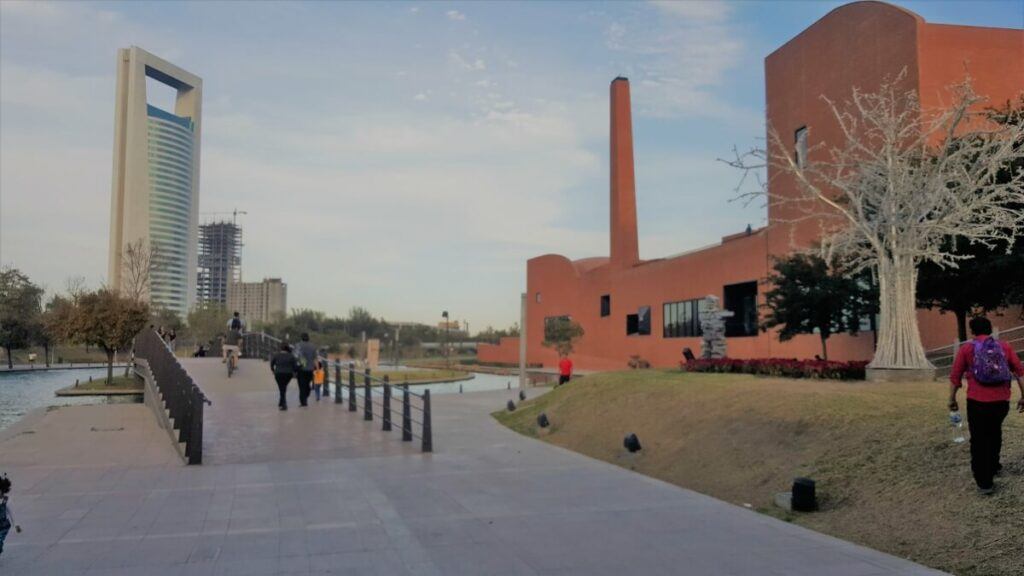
[600,294,611,318]
[626,305,651,336]
[663,298,705,338]
[794,126,808,169]
[724,281,759,338]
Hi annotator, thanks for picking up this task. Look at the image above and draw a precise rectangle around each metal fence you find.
[925,324,1024,372]
[135,329,211,464]
[241,332,433,453]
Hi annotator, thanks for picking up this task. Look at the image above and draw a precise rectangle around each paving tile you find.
[0,370,948,576]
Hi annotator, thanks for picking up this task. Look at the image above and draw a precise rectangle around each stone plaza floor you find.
[0,358,947,575]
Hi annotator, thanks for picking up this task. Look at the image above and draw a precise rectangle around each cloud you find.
[648,0,732,22]
[409,6,420,14]
[448,49,486,71]
[605,2,748,120]
[414,92,428,101]
[446,10,466,21]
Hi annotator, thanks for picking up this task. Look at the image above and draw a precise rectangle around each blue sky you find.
[2,1,1021,329]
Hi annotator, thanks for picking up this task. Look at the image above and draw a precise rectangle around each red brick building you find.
[480,1,1024,371]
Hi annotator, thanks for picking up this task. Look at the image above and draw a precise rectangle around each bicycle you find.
[226,348,238,378]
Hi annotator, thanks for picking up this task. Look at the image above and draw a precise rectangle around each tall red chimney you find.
[610,77,639,267]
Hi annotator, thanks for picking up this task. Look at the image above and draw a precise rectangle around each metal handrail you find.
[135,329,210,465]
[925,324,1024,371]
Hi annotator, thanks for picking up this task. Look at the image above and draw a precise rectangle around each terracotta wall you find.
[484,2,1024,372]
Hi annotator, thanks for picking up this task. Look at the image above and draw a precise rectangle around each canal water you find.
[0,368,137,431]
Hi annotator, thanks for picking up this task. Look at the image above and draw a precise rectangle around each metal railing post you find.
[402,384,412,442]
[382,375,392,431]
[364,368,373,421]
[334,362,343,404]
[421,389,432,453]
[348,363,356,411]
[188,386,204,465]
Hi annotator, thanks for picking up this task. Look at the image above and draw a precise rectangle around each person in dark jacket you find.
[293,333,318,407]
[270,342,298,411]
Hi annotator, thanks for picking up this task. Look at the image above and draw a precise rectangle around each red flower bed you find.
[681,357,868,380]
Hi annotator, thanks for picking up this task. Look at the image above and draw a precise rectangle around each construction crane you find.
[200,208,248,225]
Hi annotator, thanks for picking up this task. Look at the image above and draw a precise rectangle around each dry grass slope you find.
[494,371,1024,576]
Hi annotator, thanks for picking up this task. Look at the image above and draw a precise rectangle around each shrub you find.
[681,357,868,380]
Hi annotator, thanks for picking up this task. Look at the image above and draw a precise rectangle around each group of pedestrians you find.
[270,332,325,410]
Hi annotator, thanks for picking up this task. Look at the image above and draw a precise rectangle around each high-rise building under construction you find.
[197,220,241,307]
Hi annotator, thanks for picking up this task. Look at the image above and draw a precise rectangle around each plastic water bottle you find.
[950,411,966,444]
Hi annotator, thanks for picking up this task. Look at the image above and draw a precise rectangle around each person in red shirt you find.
[949,317,1024,494]
[558,354,573,386]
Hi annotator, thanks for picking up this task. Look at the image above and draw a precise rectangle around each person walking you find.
[270,342,298,411]
[558,353,573,386]
[293,333,318,407]
[949,317,1024,495]
[312,360,326,402]
[0,474,20,556]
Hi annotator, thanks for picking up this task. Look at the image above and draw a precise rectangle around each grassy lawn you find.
[57,375,144,391]
[379,369,468,384]
[495,371,1024,576]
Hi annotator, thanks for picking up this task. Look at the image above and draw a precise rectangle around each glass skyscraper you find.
[146,104,195,316]
[108,47,202,318]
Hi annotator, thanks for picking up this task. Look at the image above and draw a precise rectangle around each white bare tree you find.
[726,73,1024,370]
[120,238,161,303]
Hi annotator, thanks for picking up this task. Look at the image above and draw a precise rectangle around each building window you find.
[626,306,651,336]
[535,292,542,303]
[794,126,808,169]
[724,281,759,337]
[663,299,706,338]
[600,294,611,317]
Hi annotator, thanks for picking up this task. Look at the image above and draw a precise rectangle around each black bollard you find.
[791,478,817,512]
[537,413,549,428]
[506,399,516,412]
[348,364,356,411]
[364,368,372,421]
[334,363,343,404]
[401,384,412,442]
[518,390,526,401]
[623,433,642,453]
[459,383,463,394]
[507,381,511,390]
[382,376,392,432]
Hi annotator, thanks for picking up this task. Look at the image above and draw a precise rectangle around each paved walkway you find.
[0,358,946,575]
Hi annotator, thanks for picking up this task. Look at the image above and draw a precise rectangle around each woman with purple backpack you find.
[948,317,1024,495]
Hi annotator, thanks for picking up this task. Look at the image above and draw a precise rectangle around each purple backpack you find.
[971,337,1012,385]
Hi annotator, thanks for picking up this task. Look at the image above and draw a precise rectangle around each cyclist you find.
[222,312,245,364]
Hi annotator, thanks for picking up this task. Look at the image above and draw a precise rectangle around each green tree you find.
[62,289,150,384]
[185,305,230,349]
[542,317,585,356]
[762,254,878,361]
[0,267,44,368]
[42,294,75,366]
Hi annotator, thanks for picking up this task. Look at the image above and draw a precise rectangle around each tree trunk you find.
[106,349,115,384]
[870,255,932,369]
[5,346,11,369]
[820,333,829,361]
[44,342,51,367]
[954,308,968,344]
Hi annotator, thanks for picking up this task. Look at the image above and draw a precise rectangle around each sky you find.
[1,1,1021,330]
